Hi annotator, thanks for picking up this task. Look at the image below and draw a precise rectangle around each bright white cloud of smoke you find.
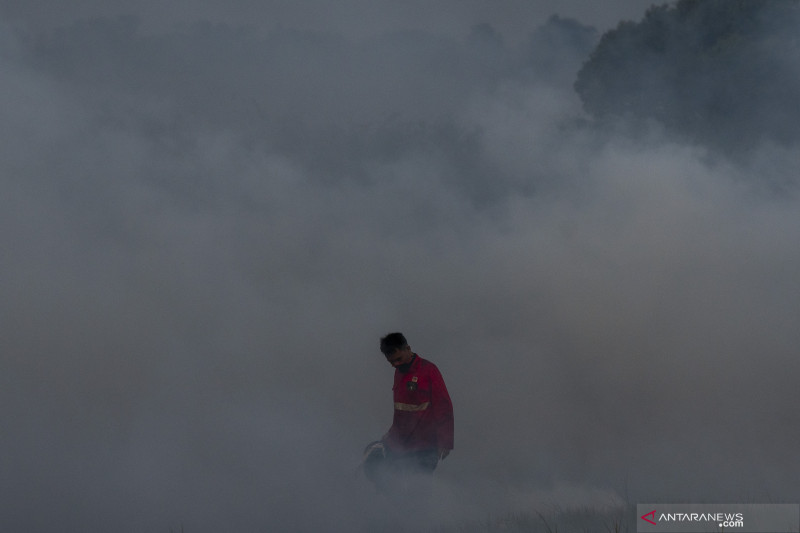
[1,3,798,532]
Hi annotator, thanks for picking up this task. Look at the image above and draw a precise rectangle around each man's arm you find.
[429,364,454,454]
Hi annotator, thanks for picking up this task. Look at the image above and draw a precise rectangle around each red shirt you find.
[384,354,454,453]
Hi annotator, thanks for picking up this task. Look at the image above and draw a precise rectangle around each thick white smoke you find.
[1,2,798,531]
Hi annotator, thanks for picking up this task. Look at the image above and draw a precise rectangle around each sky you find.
[1,1,799,532]
[0,0,646,41]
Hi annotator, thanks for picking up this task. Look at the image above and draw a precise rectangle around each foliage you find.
[574,0,800,150]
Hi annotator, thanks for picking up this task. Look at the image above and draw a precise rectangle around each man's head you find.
[380,332,414,368]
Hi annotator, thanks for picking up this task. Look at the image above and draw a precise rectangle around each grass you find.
[429,504,634,533]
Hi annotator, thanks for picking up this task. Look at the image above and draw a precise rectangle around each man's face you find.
[384,346,414,368]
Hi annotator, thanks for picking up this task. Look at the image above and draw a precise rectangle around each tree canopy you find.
[575,0,800,149]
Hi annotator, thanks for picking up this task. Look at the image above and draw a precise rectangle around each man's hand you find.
[438,448,450,461]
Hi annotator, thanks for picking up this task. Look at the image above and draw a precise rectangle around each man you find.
[364,332,454,492]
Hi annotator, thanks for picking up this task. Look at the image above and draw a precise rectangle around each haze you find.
[1,1,798,531]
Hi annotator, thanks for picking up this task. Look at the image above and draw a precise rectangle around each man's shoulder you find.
[414,354,441,373]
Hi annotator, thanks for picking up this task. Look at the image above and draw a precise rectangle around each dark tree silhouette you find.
[575,0,800,150]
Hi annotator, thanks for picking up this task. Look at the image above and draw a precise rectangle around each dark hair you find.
[380,332,408,355]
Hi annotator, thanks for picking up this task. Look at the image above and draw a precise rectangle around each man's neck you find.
[397,354,417,373]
